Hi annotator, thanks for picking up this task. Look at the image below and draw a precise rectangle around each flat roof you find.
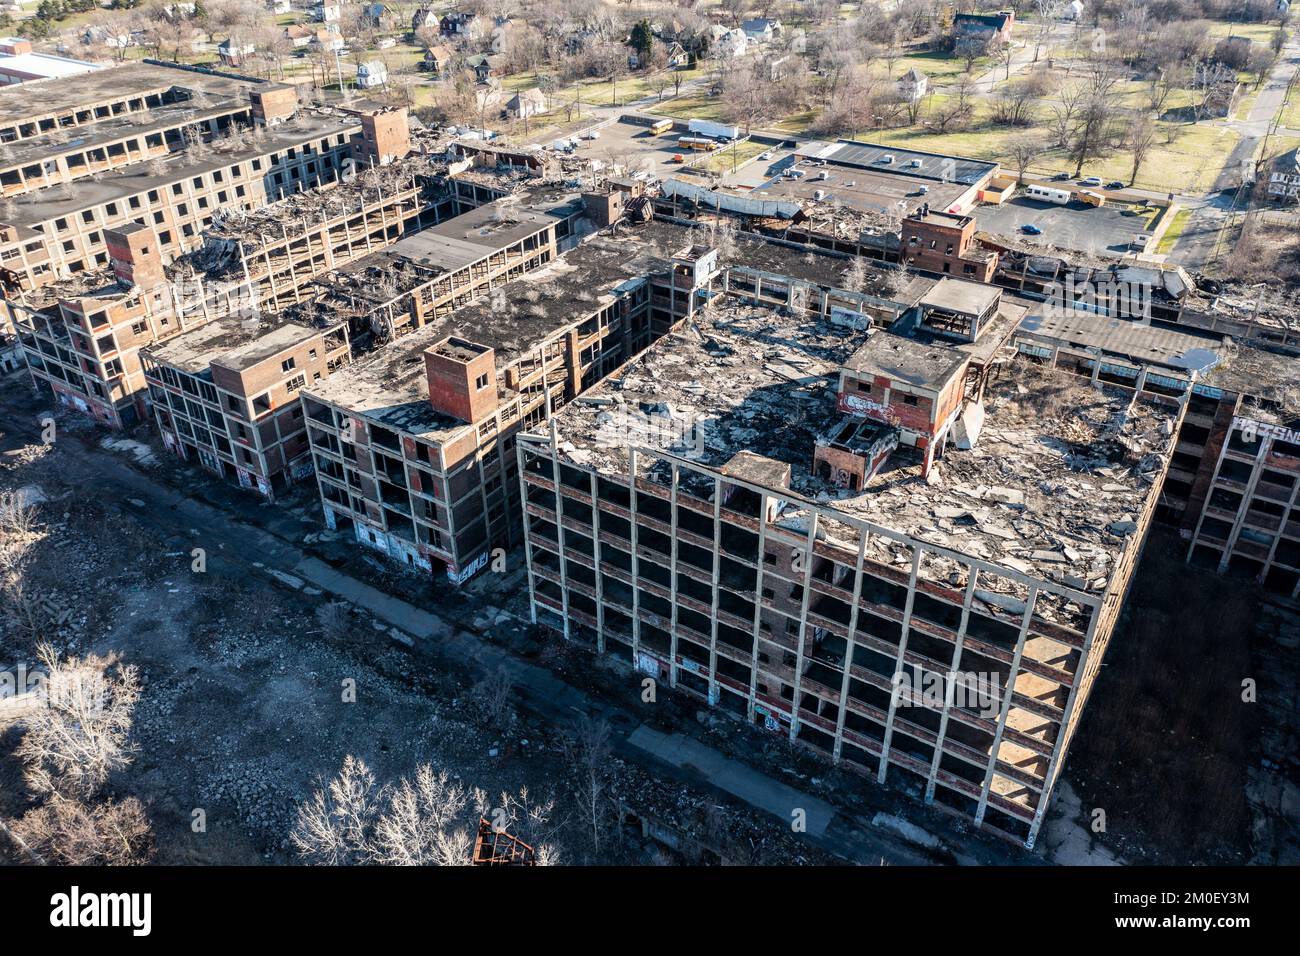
[920,277,1002,316]
[1,97,251,175]
[753,161,970,218]
[844,330,970,389]
[796,139,998,186]
[303,219,689,440]
[1204,343,1300,421]
[0,61,256,126]
[0,110,359,230]
[146,317,322,374]
[0,52,101,81]
[1017,309,1225,372]
[546,297,1176,605]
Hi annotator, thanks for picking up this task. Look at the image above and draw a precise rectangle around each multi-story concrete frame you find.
[0,64,364,292]
[1010,305,1300,595]
[0,62,256,198]
[142,316,350,497]
[298,220,710,582]
[194,165,450,314]
[3,223,248,427]
[518,283,1179,847]
[1185,412,1300,594]
[295,195,584,346]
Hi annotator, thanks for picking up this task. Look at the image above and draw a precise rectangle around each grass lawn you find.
[500,73,542,94]
[506,108,599,145]
[1156,207,1192,254]
[1054,123,1241,194]
[1205,20,1285,45]
[1277,89,1300,130]
[572,67,703,107]
[898,49,986,85]
[650,91,729,123]
[768,109,819,135]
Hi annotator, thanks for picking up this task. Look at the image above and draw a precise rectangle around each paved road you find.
[1,390,998,867]
[1170,40,1300,269]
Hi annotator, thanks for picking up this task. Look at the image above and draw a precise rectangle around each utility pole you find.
[334,46,350,105]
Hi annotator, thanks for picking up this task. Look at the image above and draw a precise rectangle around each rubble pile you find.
[812,366,1176,624]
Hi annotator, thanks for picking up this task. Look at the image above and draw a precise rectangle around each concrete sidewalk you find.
[629,726,837,838]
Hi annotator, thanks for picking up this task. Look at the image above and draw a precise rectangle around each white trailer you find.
[688,118,741,140]
[1025,184,1072,205]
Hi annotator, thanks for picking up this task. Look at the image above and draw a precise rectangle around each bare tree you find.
[1007,132,1044,184]
[1033,0,1063,61]
[293,756,531,866]
[9,797,153,866]
[17,645,141,801]
[989,76,1042,126]
[315,601,351,641]
[1048,81,1086,148]
[1069,95,1117,177]
[372,765,476,866]
[562,714,611,858]
[292,759,556,863]
[955,32,990,73]
[469,665,515,729]
[1126,112,1156,186]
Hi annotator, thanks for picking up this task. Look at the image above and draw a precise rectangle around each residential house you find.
[83,25,139,50]
[740,18,781,43]
[952,10,1015,44]
[897,66,928,102]
[412,6,438,32]
[1267,145,1300,200]
[505,87,546,119]
[466,52,506,82]
[362,2,392,29]
[312,28,345,53]
[441,11,485,39]
[421,44,457,74]
[217,38,256,66]
[356,59,388,88]
[708,25,748,59]
[490,18,523,53]
[313,2,341,23]
[284,25,315,49]
[664,40,689,68]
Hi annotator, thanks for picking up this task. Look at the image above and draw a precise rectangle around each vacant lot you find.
[0,393,840,866]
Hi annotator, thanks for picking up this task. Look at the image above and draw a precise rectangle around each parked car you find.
[1021,224,1043,235]
[1079,176,1103,187]
[1106,180,1125,190]
[1050,172,1071,181]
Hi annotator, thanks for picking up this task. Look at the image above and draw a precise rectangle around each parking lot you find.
[976,195,1156,257]
[564,119,692,179]
[721,145,798,188]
